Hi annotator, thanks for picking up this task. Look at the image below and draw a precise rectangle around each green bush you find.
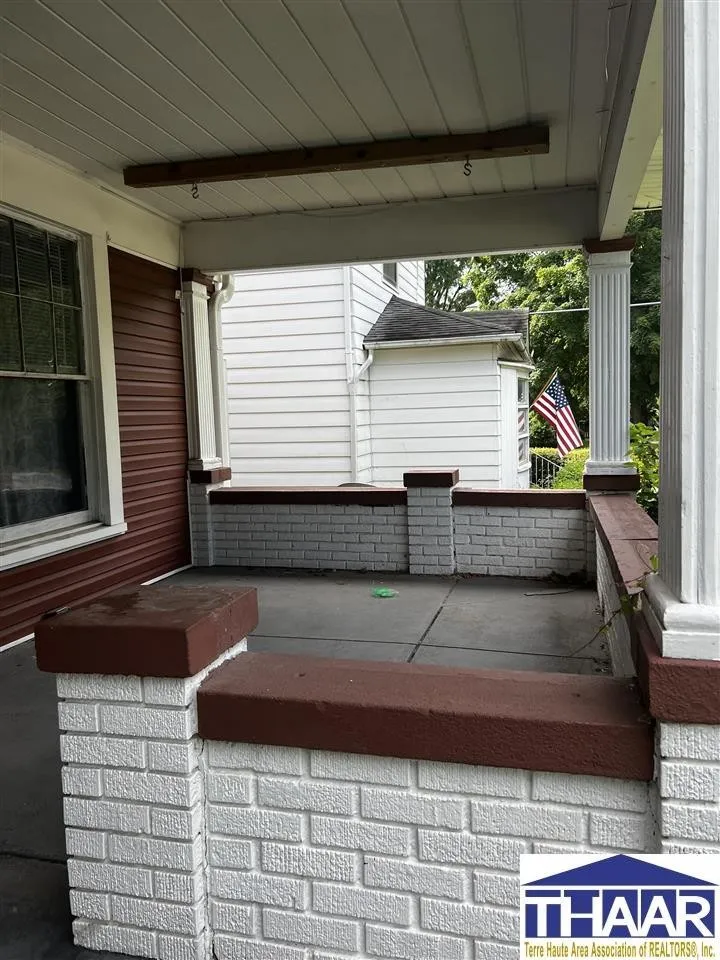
[531,447,563,466]
[551,448,589,489]
[530,411,556,447]
[629,422,659,521]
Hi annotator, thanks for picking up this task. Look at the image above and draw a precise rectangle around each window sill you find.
[0,520,127,571]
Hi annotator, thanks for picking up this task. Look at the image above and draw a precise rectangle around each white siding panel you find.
[227,364,347,383]
[223,265,351,485]
[223,336,346,357]
[369,345,501,487]
[223,300,342,322]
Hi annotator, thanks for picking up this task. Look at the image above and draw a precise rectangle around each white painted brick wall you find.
[188,483,215,567]
[210,503,408,572]
[205,744,654,960]
[193,488,594,582]
[658,724,720,853]
[454,505,588,579]
[596,536,635,676]
[406,487,455,575]
[58,638,247,960]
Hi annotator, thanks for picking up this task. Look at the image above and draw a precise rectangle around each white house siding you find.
[369,345,502,487]
[224,262,425,486]
[223,267,352,486]
[352,263,425,483]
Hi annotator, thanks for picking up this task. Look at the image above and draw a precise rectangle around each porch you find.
[1,0,719,957]
[170,568,608,675]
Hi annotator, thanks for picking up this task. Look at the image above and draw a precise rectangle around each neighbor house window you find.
[382,262,397,287]
[0,214,92,538]
[517,376,530,466]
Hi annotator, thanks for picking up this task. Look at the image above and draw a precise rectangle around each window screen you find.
[0,214,87,529]
[382,262,398,286]
[0,217,83,376]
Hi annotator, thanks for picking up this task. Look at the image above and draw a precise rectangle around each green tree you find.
[456,210,661,441]
[424,258,475,311]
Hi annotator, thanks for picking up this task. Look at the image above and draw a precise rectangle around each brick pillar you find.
[188,468,232,567]
[35,584,258,960]
[404,470,459,576]
[657,723,720,853]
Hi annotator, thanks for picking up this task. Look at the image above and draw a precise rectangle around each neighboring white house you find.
[222,261,532,487]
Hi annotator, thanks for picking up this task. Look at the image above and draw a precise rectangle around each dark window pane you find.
[20,299,55,372]
[0,294,22,371]
[383,262,397,286]
[15,222,51,302]
[55,306,83,374]
[48,235,81,306]
[0,378,87,527]
[0,218,16,295]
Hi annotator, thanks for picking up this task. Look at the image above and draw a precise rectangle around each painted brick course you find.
[58,638,248,960]
[192,481,591,579]
[596,536,635,676]
[407,486,455,575]
[658,723,720,853]
[211,502,408,572]
[454,505,589,578]
[57,679,720,960]
[205,745,655,960]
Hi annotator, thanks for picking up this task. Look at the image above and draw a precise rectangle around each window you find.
[382,262,397,287]
[0,213,105,559]
[517,376,530,466]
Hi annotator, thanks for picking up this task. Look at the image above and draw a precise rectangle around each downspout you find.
[343,267,377,483]
[208,273,235,471]
[348,347,375,482]
[343,266,358,482]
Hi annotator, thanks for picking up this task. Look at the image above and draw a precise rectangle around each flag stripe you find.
[531,374,583,456]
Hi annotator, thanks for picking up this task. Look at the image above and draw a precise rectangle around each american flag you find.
[531,372,583,456]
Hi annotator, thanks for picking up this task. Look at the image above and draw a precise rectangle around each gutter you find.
[208,273,235,470]
[366,333,526,350]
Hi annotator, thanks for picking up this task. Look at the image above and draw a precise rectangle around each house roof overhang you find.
[0,0,660,267]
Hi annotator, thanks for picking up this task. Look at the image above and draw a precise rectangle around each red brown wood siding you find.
[0,248,190,647]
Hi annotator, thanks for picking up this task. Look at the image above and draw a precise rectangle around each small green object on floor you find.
[372,587,398,598]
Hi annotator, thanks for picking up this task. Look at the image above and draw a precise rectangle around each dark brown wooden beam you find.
[123,125,550,188]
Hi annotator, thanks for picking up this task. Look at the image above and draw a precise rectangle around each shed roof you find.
[364,296,529,347]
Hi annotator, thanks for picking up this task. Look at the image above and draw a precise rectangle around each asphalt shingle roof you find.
[364,296,529,345]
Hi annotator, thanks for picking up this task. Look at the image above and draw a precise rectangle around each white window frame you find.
[517,375,531,468]
[382,261,398,288]
[0,206,126,571]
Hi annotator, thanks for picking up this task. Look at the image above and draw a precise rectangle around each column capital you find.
[583,235,636,256]
[180,267,214,293]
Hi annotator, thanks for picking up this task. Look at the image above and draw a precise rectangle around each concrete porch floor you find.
[171,569,610,675]
[0,571,606,959]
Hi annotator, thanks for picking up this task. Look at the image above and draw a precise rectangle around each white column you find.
[182,279,221,471]
[208,274,235,470]
[585,248,635,475]
[644,0,720,660]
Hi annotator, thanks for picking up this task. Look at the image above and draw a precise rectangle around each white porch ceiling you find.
[0,0,648,226]
[635,134,663,209]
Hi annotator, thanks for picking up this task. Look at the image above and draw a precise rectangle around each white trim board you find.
[184,187,598,272]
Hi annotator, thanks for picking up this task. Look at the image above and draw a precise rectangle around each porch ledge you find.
[583,474,641,492]
[588,493,658,596]
[404,470,459,488]
[197,653,654,781]
[589,493,720,724]
[209,487,407,505]
[453,489,586,509]
[189,466,232,484]
[35,584,258,677]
